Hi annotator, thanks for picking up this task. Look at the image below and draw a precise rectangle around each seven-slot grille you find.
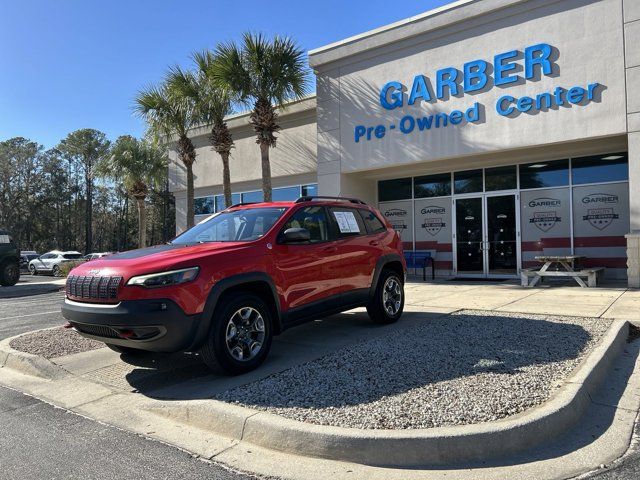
[66,275,122,300]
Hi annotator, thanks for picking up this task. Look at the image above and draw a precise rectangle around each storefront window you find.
[454,169,483,194]
[378,178,412,201]
[572,182,630,278]
[301,184,318,197]
[572,153,628,185]
[242,190,264,203]
[485,165,517,191]
[214,193,241,212]
[519,159,569,189]
[414,173,451,198]
[194,196,215,215]
[273,186,301,201]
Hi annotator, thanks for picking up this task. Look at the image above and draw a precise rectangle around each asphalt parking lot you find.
[0,290,66,340]
[16,273,63,284]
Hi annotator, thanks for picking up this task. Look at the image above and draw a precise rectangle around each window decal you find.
[333,211,360,233]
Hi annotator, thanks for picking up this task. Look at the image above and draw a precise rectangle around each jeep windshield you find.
[172,207,287,244]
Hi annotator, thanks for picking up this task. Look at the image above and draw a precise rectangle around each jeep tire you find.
[0,261,20,287]
[200,293,273,375]
[367,268,404,324]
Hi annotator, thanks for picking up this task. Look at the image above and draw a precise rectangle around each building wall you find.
[623,0,640,286]
[170,97,317,232]
[311,0,627,194]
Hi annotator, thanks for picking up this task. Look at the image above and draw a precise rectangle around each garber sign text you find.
[354,43,603,143]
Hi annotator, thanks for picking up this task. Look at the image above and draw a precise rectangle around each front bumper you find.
[61,298,203,352]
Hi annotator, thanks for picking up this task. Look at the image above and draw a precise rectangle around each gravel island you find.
[10,327,104,359]
[216,310,612,429]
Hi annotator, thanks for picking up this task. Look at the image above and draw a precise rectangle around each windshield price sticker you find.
[333,211,360,233]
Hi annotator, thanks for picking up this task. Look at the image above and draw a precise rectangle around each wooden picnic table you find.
[521,255,605,288]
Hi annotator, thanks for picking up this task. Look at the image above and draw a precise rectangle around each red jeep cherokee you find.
[61,196,406,375]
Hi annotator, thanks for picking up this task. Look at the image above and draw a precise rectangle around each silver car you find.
[29,250,82,277]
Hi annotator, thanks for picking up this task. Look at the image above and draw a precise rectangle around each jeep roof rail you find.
[226,202,257,209]
[295,196,367,205]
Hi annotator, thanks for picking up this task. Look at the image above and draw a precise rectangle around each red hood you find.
[68,242,261,281]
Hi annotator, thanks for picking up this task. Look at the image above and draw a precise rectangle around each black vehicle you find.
[20,252,39,272]
[0,230,20,287]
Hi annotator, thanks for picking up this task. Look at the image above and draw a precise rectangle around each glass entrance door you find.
[486,194,518,276]
[455,194,519,277]
[455,198,484,275]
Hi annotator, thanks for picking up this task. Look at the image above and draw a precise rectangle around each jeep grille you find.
[66,275,122,300]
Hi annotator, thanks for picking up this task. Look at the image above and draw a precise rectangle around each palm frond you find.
[211,40,252,102]
[95,135,168,195]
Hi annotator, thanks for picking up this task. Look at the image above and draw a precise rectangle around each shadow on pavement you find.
[121,311,594,407]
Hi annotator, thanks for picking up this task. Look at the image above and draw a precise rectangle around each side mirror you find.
[282,228,311,243]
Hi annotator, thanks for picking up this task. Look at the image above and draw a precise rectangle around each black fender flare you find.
[368,253,405,300]
[188,272,281,350]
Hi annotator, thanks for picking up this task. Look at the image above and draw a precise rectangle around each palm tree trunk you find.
[221,153,232,207]
[136,196,147,248]
[259,142,272,202]
[186,162,194,228]
[178,135,196,229]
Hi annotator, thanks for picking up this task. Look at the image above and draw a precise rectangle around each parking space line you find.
[1,311,61,321]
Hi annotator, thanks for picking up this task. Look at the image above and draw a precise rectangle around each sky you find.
[0,0,454,149]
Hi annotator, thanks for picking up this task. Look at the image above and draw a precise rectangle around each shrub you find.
[59,261,83,277]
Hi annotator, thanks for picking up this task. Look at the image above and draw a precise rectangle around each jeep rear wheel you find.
[200,293,273,375]
[367,269,404,324]
[0,261,20,287]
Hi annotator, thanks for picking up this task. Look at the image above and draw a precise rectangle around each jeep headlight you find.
[127,267,200,288]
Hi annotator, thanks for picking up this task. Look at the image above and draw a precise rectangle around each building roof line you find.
[166,94,317,143]
[308,0,529,68]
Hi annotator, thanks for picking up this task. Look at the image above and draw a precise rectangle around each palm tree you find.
[95,136,167,248]
[172,53,235,208]
[211,32,308,202]
[135,72,198,228]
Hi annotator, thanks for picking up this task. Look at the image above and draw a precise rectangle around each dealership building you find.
[169,0,640,287]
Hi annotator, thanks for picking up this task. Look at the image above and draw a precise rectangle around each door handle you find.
[322,246,338,253]
[369,241,379,246]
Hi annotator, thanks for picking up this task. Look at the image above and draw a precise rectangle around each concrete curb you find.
[146,319,630,467]
[0,335,69,380]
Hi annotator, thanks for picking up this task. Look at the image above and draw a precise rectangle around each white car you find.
[29,250,83,277]
[81,252,113,262]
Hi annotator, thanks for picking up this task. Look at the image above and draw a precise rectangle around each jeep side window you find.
[329,207,367,238]
[358,209,387,234]
[281,206,330,243]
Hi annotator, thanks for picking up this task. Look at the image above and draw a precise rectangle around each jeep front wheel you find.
[200,293,273,375]
[0,261,20,287]
[367,269,404,324]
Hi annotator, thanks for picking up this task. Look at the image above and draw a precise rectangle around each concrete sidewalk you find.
[404,278,633,319]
